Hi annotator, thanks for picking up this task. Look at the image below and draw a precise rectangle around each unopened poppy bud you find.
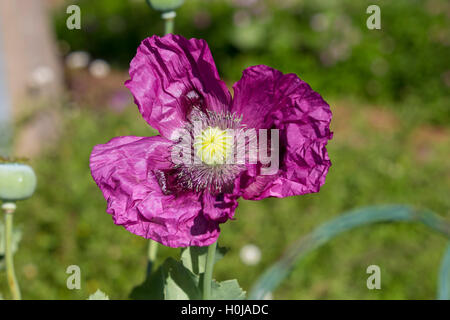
[0,162,37,201]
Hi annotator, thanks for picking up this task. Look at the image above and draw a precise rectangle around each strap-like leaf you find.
[437,242,450,300]
[249,205,450,300]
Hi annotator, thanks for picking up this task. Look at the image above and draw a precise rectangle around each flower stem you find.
[148,239,158,264]
[2,202,21,300]
[203,241,217,300]
[162,11,176,35]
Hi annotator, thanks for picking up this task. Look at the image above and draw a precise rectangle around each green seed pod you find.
[0,163,37,201]
[146,0,184,12]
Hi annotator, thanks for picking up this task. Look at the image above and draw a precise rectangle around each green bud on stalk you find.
[146,0,184,12]
[0,162,37,202]
[0,160,35,299]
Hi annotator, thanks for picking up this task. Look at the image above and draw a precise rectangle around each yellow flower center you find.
[194,126,233,165]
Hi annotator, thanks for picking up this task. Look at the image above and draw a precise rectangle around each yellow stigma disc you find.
[194,127,233,165]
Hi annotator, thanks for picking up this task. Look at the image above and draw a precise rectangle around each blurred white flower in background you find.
[29,65,55,88]
[320,40,351,66]
[310,13,329,32]
[233,10,251,27]
[231,0,259,8]
[263,292,273,300]
[65,51,90,69]
[239,244,261,266]
[89,59,111,79]
[193,11,212,29]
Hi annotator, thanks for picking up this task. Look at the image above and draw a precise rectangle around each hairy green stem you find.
[3,202,21,300]
[203,241,217,300]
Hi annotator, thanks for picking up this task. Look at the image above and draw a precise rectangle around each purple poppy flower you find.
[90,34,332,248]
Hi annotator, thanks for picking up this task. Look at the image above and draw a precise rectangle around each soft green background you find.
[0,0,448,299]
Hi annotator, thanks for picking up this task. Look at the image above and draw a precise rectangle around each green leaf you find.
[163,257,245,300]
[130,257,202,300]
[181,245,228,275]
[88,289,109,300]
[0,220,22,271]
[163,258,201,300]
[129,263,165,300]
[211,279,246,300]
[131,245,233,300]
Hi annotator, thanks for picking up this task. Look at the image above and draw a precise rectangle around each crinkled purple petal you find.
[231,65,298,129]
[232,65,333,200]
[89,135,220,247]
[201,192,239,223]
[125,34,231,140]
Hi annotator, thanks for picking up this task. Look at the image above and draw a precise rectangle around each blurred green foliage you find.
[1,0,447,300]
[53,0,449,124]
[1,99,448,299]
